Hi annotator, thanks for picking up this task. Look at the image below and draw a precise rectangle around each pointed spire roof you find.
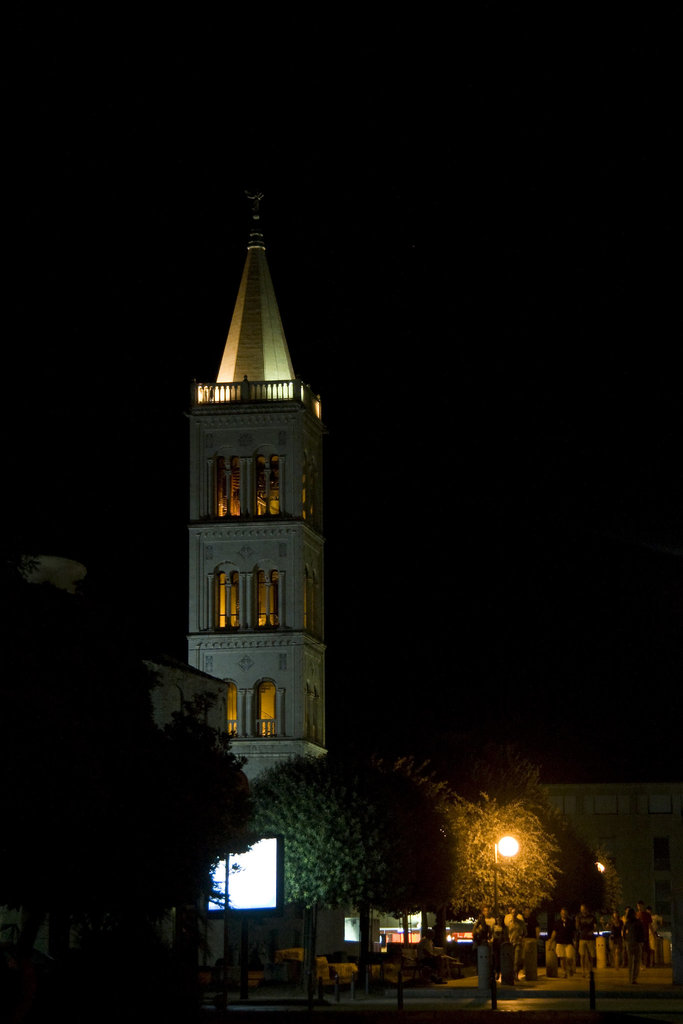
[216,194,295,384]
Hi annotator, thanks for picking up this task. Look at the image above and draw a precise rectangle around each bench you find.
[316,956,358,986]
[400,947,464,982]
[400,948,429,981]
[274,949,357,988]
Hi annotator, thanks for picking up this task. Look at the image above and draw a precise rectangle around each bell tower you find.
[187,196,326,780]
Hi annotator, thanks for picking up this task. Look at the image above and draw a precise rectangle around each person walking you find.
[623,907,645,983]
[576,904,597,977]
[472,908,492,947]
[650,907,663,965]
[550,908,576,978]
[490,916,506,982]
[506,907,526,979]
[609,910,623,968]
[637,902,653,967]
[521,906,540,979]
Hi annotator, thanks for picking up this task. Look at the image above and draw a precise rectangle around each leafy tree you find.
[448,793,560,915]
[545,813,610,916]
[362,758,455,915]
[251,754,454,976]
[253,754,454,910]
[123,696,252,914]
[0,563,251,1017]
[595,849,622,917]
[456,742,617,916]
[461,742,550,813]
[251,754,386,909]
[1,567,154,930]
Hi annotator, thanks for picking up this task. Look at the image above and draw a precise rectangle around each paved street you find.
[212,965,683,1021]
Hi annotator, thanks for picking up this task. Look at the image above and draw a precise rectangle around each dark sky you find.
[6,11,682,783]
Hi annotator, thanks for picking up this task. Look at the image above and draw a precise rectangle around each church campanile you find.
[187,197,326,780]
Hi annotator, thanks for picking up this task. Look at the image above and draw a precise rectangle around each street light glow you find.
[493,835,520,921]
[497,835,519,858]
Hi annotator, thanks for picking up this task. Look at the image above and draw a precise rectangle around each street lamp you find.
[487,836,520,1007]
[493,835,519,919]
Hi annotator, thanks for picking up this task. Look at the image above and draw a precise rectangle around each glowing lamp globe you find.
[498,836,519,858]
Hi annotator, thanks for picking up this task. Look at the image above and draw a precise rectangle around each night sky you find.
[6,11,682,784]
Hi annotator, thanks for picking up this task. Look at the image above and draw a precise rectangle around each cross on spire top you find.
[245,191,264,220]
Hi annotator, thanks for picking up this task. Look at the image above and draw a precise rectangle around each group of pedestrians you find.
[473,900,663,987]
[606,902,662,983]
[472,904,540,981]
[549,900,662,985]
[549,904,598,979]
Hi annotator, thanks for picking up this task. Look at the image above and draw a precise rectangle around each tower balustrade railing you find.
[193,377,321,419]
[256,719,277,737]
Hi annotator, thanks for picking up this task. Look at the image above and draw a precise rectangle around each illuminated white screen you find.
[210,837,280,912]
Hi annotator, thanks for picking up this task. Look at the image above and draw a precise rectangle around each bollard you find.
[596,934,608,968]
[523,938,538,980]
[477,943,491,990]
[397,968,404,1010]
[545,940,558,978]
[334,971,339,1003]
[589,969,596,1009]
[500,941,515,985]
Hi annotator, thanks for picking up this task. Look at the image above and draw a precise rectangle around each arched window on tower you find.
[226,681,237,736]
[256,454,280,516]
[303,567,315,635]
[229,456,241,515]
[216,456,227,517]
[302,456,317,524]
[256,680,277,736]
[216,456,241,517]
[215,570,240,629]
[269,455,280,514]
[256,569,279,627]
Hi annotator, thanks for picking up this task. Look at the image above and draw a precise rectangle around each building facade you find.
[186,203,326,780]
[545,781,683,944]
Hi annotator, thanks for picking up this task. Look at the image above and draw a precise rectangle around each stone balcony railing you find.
[193,377,321,419]
[256,718,277,737]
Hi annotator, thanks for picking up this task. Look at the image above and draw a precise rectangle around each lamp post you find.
[493,835,519,919]
[486,835,520,1007]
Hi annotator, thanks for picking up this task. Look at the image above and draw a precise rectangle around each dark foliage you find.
[0,559,250,924]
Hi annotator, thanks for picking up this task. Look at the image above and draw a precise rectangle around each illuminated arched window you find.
[269,455,280,514]
[257,680,276,736]
[229,457,241,515]
[256,569,279,627]
[226,681,237,736]
[216,456,240,517]
[256,454,280,516]
[215,570,239,629]
[216,456,228,517]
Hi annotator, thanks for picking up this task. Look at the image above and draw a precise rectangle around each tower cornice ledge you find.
[187,634,326,653]
[193,377,322,421]
[187,523,302,537]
